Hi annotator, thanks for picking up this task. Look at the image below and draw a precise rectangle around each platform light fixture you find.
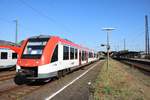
[102,27,115,71]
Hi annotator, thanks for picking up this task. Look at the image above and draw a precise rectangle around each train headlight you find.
[36,61,39,64]
[16,65,21,72]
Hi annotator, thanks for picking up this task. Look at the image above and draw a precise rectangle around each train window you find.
[89,52,93,58]
[82,51,84,61]
[89,52,91,58]
[70,47,74,59]
[1,52,8,59]
[51,45,58,63]
[88,52,90,58]
[94,53,96,58]
[21,38,49,59]
[63,46,69,60]
[12,53,17,59]
[75,49,78,59]
[82,51,86,61]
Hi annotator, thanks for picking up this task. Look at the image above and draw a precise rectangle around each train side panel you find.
[0,49,17,69]
[38,43,98,79]
[38,43,80,79]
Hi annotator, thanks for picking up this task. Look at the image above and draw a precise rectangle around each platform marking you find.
[45,61,100,100]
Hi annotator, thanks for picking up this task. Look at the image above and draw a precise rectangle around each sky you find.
[0,0,150,51]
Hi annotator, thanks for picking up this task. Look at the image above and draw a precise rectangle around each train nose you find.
[14,72,28,85]
[18,59,41,66]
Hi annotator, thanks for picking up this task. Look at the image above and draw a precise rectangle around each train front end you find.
[14,36,53,84]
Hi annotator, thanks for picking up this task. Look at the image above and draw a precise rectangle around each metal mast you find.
[145,15,149,57]
[14,19,18,44]
[124,38,126,51]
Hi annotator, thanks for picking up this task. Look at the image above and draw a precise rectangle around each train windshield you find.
[21,38,49,59]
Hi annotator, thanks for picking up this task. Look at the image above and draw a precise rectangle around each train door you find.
[79,50,81,65]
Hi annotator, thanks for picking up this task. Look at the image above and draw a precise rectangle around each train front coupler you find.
[14,69,32,85]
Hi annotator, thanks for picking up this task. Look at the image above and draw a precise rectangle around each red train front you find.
[14,35,98,84]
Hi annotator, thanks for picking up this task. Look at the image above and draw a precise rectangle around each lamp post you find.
[102,28,115,70]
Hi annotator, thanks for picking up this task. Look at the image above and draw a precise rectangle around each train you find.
[0,46,20,70]
[0,48,17,69]
[1,35,99,84]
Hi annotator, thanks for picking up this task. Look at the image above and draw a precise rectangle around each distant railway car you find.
[14,35,98,84]
[0,48,18,69]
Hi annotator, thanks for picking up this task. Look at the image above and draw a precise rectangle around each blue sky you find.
[0,0,149,51]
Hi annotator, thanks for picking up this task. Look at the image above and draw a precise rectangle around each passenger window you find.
[1,52,8,59]
[70,47,74,59]
[82,51,86,61]
[94,53,96,58]
[75,49,78,59]
[51,45,58,62]
[12,53,17,59]
[63,46,69,60]
[82,51,84,61]
[89,52,93,58]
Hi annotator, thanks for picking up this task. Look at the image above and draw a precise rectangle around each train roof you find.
[29,35,51,39]
[27,35,96,52]
[0,40,19,46]
[0,45,21,54]
[55,36,94,52]
[0,48,16,52]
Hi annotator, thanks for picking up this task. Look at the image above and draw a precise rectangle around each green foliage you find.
[102,86,112,94]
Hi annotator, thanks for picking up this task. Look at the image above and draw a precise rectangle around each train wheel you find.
[67,68,71,74]
[62,69,67,77]
[57,69,68,78]
[68,68,71,72]
[57,70,63,79]
[14,74,27,85]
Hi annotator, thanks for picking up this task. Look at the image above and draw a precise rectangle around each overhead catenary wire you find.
[0,16,58,42]
[127,32,145,51]
[0,17,13,24]
[111,31,145,51]
[0,17,29,42]
[19,0,71,33]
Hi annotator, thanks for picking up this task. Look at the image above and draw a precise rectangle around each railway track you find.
[115,58,150,72]
[0,71,16,81]
[0,80,47,99]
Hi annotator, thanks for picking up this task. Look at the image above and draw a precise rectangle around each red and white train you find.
[0,48,17,69]
[8,35,98,84]
[0,46,20,69]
